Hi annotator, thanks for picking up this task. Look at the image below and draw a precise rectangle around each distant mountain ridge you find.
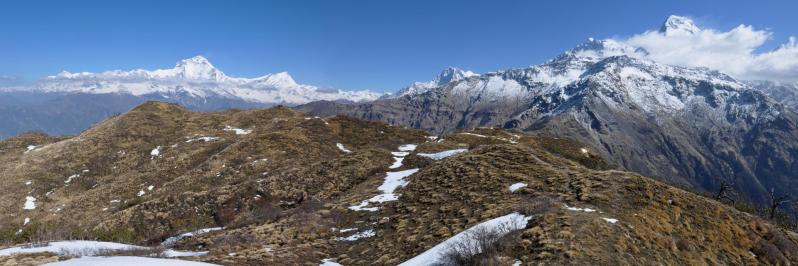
[11,55,383,105]
[0,56,384,139]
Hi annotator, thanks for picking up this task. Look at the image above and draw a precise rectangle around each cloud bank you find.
[616,15,798,82]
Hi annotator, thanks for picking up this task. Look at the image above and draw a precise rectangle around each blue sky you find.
[0,0,796,91]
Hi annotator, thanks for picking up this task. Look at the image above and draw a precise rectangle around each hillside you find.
[1,102,797,265]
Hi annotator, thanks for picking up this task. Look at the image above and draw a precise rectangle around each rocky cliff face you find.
[749,80,798,110]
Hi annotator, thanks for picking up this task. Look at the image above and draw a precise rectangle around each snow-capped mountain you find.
[747,80,798,109]
[0,56,386,139]
[299,15,798,212]
[659,15,700,35]
[389,67,478,98]
[22,56,383,105]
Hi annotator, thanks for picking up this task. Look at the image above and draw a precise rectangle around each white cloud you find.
[616,16,798,82]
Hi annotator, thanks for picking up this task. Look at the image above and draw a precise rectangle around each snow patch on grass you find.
[65,174,79,184]
[389,156,405,169]
[162,227,223,246]
[417,149,468,160]
[400,213,531,266]
[185,136,220,143]
[336,229,375,241]
[350,144,419,211]
[509,182,527,192]
[564,205,596,212]
[319,258,343,266]
[336,143,352,153]
[150,146,161,159]
[41,256,219,265]
[23,196,36,210]
[398,144,417,151]
[25,145,38,153]
[348,201,379,212]
[223,126,252,135]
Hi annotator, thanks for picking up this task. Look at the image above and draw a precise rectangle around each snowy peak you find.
[153,55,227,81]
[391,67,478,98]
[254,72,298,87]
[24,56,384,105]
[434,67,478,85]
[566,38,645,61]
[659,15,699,35]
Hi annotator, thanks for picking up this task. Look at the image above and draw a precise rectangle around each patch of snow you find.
[398,144,418,151]
[185,136,220,143]
[148,185,155,191]
[389,156,405,169]
[41,256,219,266]
[320,258,343,266]
[137,190,145,197]
[580,148,588,154]
[23,196,36,210]
[150,146,161,159]
[417,149,468,160]
[369,169,418,203]
[509,182,527,192]
[336,143,352,153]
[338,228,358,233]
[25,145,38,153]
[162,227,223,246]
[512,260,522,266]
[223,126,251,135]
[1,240,212,262]
[400,213,531,266]
[23,218,30,225]
[162,249,209,257]
[25,181,32,186]
[336,229,375,241]
[602,218,619,224]
[391,151,410,157]
[458,132,488,138]
[564,205,597,212]
[65,174,79,183]
[0,241,139,256]
[348,201,379,212]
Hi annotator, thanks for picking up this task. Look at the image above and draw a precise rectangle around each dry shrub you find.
[518,196,558,218]
[90,245,166,257]
[439,220,523,266]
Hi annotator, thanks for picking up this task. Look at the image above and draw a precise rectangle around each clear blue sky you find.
[0,0,795,91]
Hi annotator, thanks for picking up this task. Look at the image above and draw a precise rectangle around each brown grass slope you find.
[0,103,796,265]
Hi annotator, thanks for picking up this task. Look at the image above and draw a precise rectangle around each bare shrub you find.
[518,196,558,219]
[438,220,523,266]
[80,246,166,257]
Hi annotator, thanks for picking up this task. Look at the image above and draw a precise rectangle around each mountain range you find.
[298,16,798,213]
[0,56,382,139]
